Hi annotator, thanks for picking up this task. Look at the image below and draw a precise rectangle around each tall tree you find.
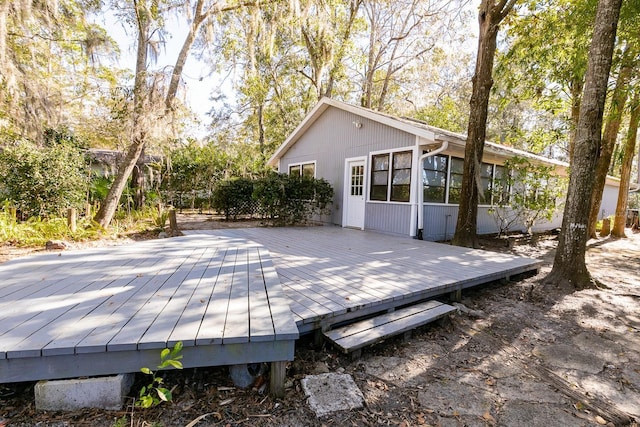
[95,0,258,227]
[545,0,622,289]
[451,0,517,248]
[587,47,635,238]
[496,0,595,161]
[359,0,456,111]
[0,0,114,142]
[611,90,639,237]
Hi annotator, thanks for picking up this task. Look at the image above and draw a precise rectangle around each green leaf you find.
[166,359,183,370]
[160,348,170,360]
[156,387,171,402]
[171,341,183,356]
[140,367,153,375]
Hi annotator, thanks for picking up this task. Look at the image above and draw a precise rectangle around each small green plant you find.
[136,341,183,408]
[154,209,170,229]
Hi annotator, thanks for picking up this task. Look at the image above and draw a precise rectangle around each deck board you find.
[0,235,297,383]
[0,226,539,384]
[184,227,541,331]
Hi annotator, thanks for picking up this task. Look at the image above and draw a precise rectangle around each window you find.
[391,151,412,202]
[288,162,315,177]
[351,164,364,196]
[448,157,464,204]
[493,165,510,204]
[369,151,412,202]
[420,155,506,205]
[370,153,390,201]
[479,162,494,204]
[423,154,448,203]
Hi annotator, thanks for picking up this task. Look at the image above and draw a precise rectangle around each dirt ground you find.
[1,213,639,427]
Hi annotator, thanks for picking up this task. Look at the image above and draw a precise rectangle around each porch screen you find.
[448,157,464,204]
[423,154,448,203]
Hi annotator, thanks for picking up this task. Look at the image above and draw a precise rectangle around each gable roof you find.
[267,97,567,169]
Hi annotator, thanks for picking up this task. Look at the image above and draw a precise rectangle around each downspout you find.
[415,140,449,240]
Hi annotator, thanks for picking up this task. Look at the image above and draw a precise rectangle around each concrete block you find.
[300,373,365,417]
[35,374,135,411]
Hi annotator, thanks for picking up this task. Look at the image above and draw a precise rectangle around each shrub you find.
[252,172,333,225]
[212,178,255,219]
[0,141,88,219]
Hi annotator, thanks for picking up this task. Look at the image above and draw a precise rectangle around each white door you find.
[344,159,366,229]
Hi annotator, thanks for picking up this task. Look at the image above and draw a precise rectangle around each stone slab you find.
[300,373,365,418]
[35,374,135,411]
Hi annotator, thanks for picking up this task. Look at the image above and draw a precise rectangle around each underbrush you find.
[0,206,163,247]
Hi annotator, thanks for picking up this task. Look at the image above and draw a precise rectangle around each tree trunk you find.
[131,147,146,209]
[452,0,515,248]
[568,80,583,162]
[95,0,238,226]
[545,0,622,290]
[611,92,639,237]
[94,0,150,228]
[324,0,362,99]
[587,56,633,238]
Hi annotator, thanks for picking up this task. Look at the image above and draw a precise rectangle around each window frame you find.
[422,153,449,204]
[368,149,413,203]
[287,161,316,178]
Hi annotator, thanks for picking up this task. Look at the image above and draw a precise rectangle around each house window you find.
[391,151,412,202]
[448,157,464,204]
[423,154,448,203]
[370,153,390,201]
[370,151,412,202]
[288,161,315,177]
[493,165,510,204]
[479,162,494,204]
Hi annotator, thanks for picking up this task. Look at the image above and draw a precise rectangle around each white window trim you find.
[287,160,317,178]
[368,146,415,203]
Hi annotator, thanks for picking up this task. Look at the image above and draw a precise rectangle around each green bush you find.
[252,172,333,225]
[212,178,255,219]
[0,141,88,219]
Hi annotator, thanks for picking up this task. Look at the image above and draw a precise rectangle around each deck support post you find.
[270,361,287,398]
[449,289,462,302]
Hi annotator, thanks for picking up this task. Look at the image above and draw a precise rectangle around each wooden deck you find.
[0,226,540,385]
[184,227,541,334]
[0,235,298,385]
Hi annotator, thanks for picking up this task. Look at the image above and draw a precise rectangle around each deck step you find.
[323,300,456,354]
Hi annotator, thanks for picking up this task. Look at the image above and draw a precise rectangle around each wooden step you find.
[323,300,456,354]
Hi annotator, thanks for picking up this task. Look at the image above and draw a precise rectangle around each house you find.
[267,97,624,241]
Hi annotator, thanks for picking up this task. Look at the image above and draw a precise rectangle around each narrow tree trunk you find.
[587,57,633,238]
[452,0,515,248]
[95,0,150,227]
[545,0,622,290]
[611,93,639,237]
[131,147,146,209]
[324,0,362,99]
[568,80,583,162]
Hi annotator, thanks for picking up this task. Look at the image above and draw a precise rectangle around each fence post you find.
[67,208,77,232]
[85,203,91,219]
[169,209,178,232]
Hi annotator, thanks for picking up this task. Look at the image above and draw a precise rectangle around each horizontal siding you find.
[365,203,412,236]
[278,106,415,226]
